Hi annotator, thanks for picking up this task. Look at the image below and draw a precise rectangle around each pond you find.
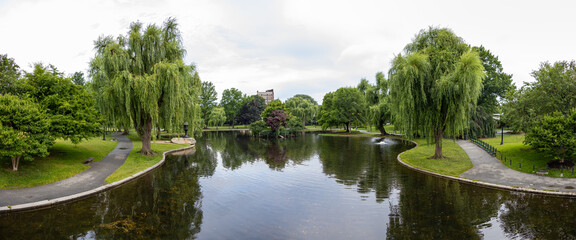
[1,131,575,239]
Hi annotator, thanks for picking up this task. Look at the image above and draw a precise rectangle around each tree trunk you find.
[377,122,388,136]
[432,130,444,159]
[346,122,350,133]
[302,116,306,126]
[122,126,129,135]
[139,118,154,155]
[12,155,21,171]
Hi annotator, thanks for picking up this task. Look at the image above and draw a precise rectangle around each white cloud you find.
[1,0,575,104]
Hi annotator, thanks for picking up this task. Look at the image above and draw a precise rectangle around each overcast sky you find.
[1,0,575,103]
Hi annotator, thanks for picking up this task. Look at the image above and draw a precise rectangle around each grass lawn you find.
[0,137,118,189]
[400,138,473,177]
[204,125,249,130]
[105,133,190,183]
[481,134,574,178]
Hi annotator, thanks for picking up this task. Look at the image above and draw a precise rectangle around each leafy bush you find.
[524,111,576,163]
[249,120,268,137]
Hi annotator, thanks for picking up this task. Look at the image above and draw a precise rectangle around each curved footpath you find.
[399,139,576,196]
[0,134,195,213]
[0,133,133,209]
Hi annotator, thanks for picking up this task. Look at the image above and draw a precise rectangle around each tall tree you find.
[200,81,218,128]
[389,27,484,158]
[503,60,576,132]
[22,64,100,144]
[0,54,21,95]
[318,88,366,132]
[361,72,392,135]
[468,46,513,138]
[0,94,53,171]
[237,95,266,125]
[90,18,201,155]
[293,94,318,105]
[208,107,227,130]
[220,88,245,128]
[71,71,86,86]
[285,96,316,126]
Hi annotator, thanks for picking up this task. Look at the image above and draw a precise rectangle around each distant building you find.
[257,89,274,104]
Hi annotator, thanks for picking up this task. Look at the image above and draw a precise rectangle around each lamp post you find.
[183,122,189,138]
[500,117,504,145]
[102,124,106,141]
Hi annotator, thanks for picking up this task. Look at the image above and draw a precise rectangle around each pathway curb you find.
[0,145,195,213]
[396,140,576,197]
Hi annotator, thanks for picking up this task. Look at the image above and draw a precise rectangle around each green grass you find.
[320,131,381,137]
[105,133,190,183]
[480,134,574,178]
[0,137,118,189]
[400,138,473,177]
[204,125,249,130]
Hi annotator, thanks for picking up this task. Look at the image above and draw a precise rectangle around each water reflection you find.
[1,132,576,239]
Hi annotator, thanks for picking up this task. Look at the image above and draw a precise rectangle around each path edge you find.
[396,139,576,197]
[0,145,195,213]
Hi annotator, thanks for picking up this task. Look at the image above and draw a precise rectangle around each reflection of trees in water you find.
[499,193,576,239]
[318,136,413,201]
[387,172,508,239]
[203,131,318,171]
[0,148,216,239]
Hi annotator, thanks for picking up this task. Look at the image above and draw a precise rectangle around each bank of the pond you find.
[105,133,190,183]
[398,138,576,197]
[398,138,473,177]
[0,134,194,213]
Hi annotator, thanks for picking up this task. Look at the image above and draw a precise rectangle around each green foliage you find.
[0,54,21,95]
[317,92,338,130]
[287,116,305,133]
[89,18,201,154]
[200,81,218,127]
[261,99,289,119]
[468,46,513,138]
[22,64,101,144]
[71,71,85,86]
[327,87,367,132]
[208,107,227,129]
[362,72,392,135]
[285,96,316,126]
[237,95,266,125]
[524,111,576,163]
[293,94,318,105]
[0,94,53,171]
[389,27,484,158]
[503,60,576,133]
[249,120,268,137]
[220,88,245,127]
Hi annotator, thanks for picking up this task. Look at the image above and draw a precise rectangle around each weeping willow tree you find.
[89,18,201,155]
[389,27,484,158]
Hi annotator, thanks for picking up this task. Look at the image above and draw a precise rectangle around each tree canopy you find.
[0,54,21,95]
[468,46,513,138]
[0,94,53,171]
[237,95,266,125]
[89,17,201,155]
[503,60,576,132]
[200,81,218,128]
[285,96,316,126]
[219,88,245,127]
[318,87,366,132]
[524,111,576,165]
[208,107,226,130]
[389,27,484,158]
[361,72,392,135]
[22,64,100,144]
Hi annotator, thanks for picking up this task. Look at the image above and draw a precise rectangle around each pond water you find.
[1,131,576,239]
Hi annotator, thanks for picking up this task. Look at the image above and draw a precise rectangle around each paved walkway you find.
[0,133,132,207]
[458,140,576,194]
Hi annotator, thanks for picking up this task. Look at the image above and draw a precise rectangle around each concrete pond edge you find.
[0,145,195,213]
[396,139,576,198]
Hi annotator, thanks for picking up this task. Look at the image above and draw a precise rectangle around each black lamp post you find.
[500,118,504,145]
[183,122,189,138]
[102,124,106,141]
